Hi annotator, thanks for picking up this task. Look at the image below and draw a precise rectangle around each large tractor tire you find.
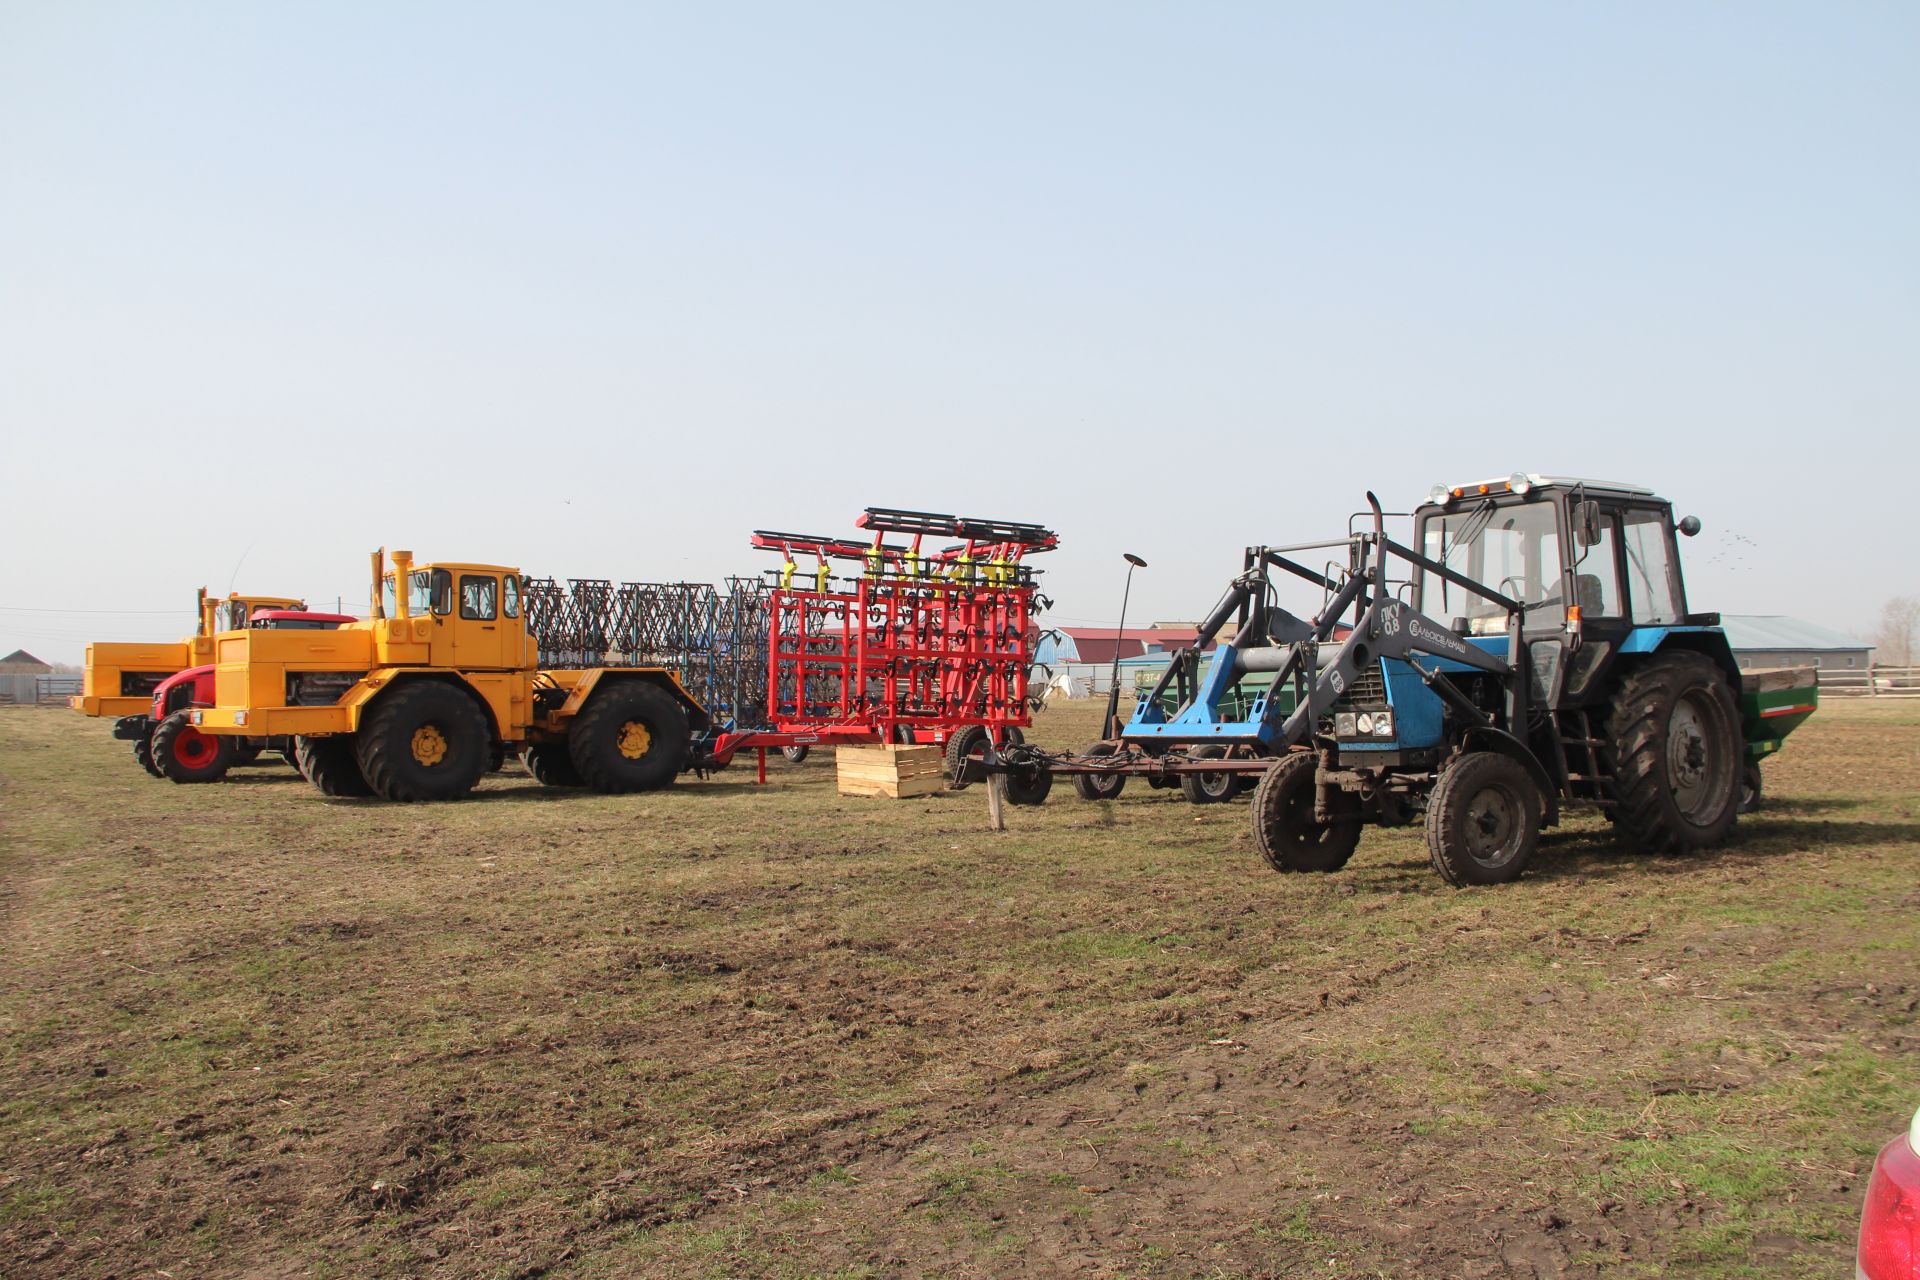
[296,735,375,797]
[567,681,689,793]
[524,743,584,788]
[1605,653,1743,854]
[1071,742,1126,802]
[151,711,236,784]
[355,681,492,802]
[133,725,165,779]
[1179,744,1238,805]
[1250,752,1361,873]
[1424,751,1542,887]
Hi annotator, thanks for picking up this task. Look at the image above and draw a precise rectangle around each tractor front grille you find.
[1332,660,1388,710]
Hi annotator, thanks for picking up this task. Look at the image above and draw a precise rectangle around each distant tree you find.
[1876,596,1920,667]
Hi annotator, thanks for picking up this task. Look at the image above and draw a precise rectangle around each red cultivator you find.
[700,508,1057,781]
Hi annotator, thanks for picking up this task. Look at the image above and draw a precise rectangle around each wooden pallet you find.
[836,744,946,799]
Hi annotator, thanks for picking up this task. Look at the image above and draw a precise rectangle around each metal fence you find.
[1815,664,1920,698]
[0,674,81,706]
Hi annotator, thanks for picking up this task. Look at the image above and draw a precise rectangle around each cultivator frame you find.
[699,507,1057,769]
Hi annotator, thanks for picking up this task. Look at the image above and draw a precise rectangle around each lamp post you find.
[1103,553,1148,739]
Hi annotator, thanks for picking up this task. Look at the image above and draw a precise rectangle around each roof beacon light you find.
[1509,473,1533,495]
[1428,484,1451,505]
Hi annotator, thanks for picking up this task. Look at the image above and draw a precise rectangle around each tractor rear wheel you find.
[568,681,689,793]
[151,711,236,783]
[1251,752,1361,873]
[1605,653,1742,853]
[1071,742,1126,801]
[524,743,583,787]
[296,735,375,797]
[1180,744,1237,805]
[133,725,164,778]
[355,682,491,802]
[1424,751,1542,887]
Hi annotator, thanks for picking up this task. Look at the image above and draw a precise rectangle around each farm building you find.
[1053,626,1215,666]
[1720,616,1874,672]
[1,649,54,705]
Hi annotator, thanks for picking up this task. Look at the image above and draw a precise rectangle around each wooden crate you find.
[836,744,946,799]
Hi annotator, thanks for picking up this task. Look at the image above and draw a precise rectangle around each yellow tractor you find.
[71,588,306,775]
[187,550,708,801]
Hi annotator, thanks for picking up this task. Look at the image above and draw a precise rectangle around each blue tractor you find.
[1036,476,1813,885]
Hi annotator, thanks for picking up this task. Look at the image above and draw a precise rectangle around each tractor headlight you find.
[1372,710,1394,737]
[1335,712,1357,737]
[1428,484,1451,505]
[190,711,203,724]
[1355,712,1374,735]
[1508,473,1533,495]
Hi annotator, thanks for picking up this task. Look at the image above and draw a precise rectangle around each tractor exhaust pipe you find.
[196,586,212,636]
[370,548,386,620]
[391,550,413,621]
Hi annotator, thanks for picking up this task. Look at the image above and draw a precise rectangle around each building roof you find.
[0,648,51,670]
[1719,615,1872,653]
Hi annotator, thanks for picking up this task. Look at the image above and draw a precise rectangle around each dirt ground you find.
[2,698,1914,1279]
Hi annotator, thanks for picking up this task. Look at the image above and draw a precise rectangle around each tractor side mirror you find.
[1677,514,1702,537]
[1573,500,1602,548]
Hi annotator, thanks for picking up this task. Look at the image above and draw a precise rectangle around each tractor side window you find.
[216,601,248,631]
[430,569,454,616]
[502,574,520,618]
[1570,514,1624,617]
[382,575,397,617]
[460,575,498,621]
[408,571,435,615]
[1622,510,1680,625]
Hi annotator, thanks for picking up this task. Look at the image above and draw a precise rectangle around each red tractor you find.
[123,610,356,783]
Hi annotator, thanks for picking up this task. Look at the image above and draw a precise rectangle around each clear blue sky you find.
[2,2,1914,661]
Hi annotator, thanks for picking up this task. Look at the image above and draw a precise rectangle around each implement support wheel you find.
[1180,744,1238,805]
[355,681,491,802]
[568,681,689,793]
[1425,751,1542,886]
[1071,741,1126,802]
[1250,752,1361,873]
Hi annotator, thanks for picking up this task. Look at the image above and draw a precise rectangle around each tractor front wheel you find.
[355,682,491,802]
[151,711,235,784]
[568,681,689,793]
[296,736,374,797]
[1251,752,1361,873]
[1606,653,1742,853]
[1424,751,1542,887]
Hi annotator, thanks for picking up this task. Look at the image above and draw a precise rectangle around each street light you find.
[1104,553,1148,739]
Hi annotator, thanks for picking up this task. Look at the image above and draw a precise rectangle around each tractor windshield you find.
[215,600,250,631]
[1419,500,1566,635]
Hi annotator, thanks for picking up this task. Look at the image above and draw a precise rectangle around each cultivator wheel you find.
[568,681,689,793]
[1604,653,1742,854]
[1179,745,1238,805]
[1424,751,1542,887]
[781,744,810,764]
[1738,762,1763,814]
[151,710,236,784]
[1071,742,1126,802]
[1250,753,1360,874]
[133,726,164,779]
[1004,759,1052,807]
[524,743,584,788]
[296,736,375,798]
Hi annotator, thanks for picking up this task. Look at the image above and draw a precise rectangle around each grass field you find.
[2,699,1915,1279]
